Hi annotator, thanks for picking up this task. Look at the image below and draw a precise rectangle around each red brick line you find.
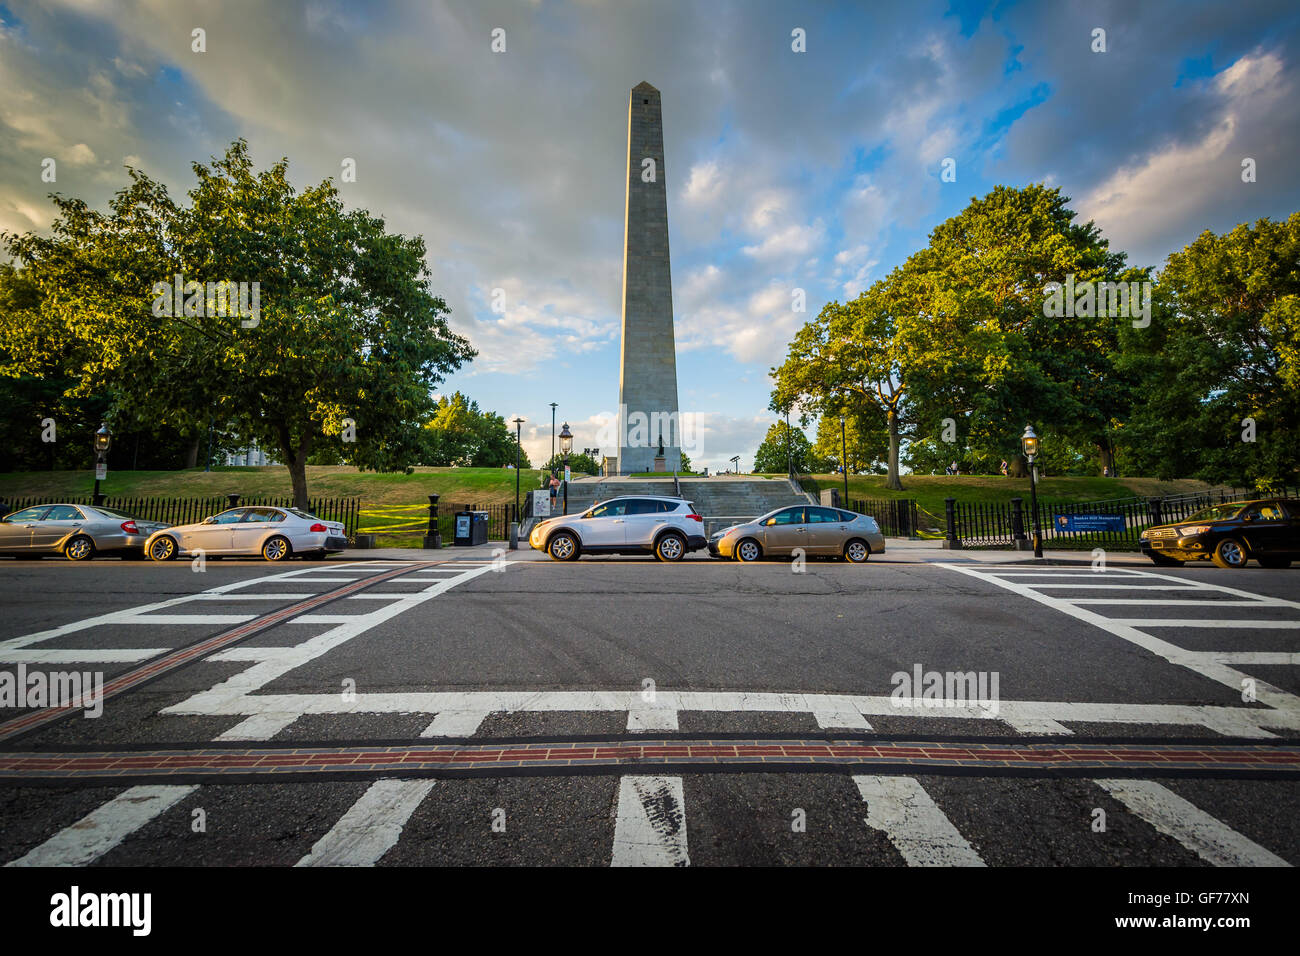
[2,738,1296,781]
[0,562,443,743]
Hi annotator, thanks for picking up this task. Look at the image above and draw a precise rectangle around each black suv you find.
[1139,498,1299,569]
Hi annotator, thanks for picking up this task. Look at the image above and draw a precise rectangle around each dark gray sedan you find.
[0,504,171,560]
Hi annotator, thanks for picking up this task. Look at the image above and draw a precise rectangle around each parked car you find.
[0,503,170,561]
[709,505,886,563]
[144,506,348,562]
[527,495,706,561]
[1139,498,1299,568]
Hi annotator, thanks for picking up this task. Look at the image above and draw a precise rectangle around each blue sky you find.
[2,0,1298,469]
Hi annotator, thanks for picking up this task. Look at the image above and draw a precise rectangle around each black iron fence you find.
[849,497,920,537]
[944,486,1299,550]
[0,494,364,538]
[358,501,518,542]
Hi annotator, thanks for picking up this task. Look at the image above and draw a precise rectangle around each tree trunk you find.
[885,409,903,491]
[1097,442,1115,477]
[183,435,201,470]
[287,452,310,510]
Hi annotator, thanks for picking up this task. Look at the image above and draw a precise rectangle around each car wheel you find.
[547,532,579,561]
[735,538,761,562]
[1147,553,1184,567]
[1211,538,1248,569]
[844,539,871,563]
[65,535,96,561]
[655,532,686,562]
[148,536,178,561]
[262,536,292,562]
[1257,557,1293,569]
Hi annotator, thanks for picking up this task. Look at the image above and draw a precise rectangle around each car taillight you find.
[687,513,703,522]
[120,520,138,534]
[309,523,327,533]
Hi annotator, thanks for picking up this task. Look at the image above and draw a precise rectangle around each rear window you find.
[92,507,135,520]
[288,509,320,520]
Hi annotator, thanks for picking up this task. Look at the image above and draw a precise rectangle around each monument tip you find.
[632,81,659,93]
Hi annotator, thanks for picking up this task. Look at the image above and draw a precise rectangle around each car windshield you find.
[1185,504,1246,522]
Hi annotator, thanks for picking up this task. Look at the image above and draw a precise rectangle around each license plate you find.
[1152,541,1165,549]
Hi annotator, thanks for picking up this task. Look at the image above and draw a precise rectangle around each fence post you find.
[423,494,442,549]
[1147,496,1163,528]
[942,497,962,550]
[1010,497,1030,550]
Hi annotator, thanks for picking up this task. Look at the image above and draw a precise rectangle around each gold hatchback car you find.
[708,505,886,562]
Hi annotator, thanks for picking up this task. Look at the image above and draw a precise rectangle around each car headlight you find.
[1178,525,1212,536]
[1139,530,1149,540]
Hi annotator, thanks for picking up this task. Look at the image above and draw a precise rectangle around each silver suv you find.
[528,495,707,561]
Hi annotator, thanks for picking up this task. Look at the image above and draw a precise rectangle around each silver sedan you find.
[707,504,886,562]
[145,506,348,562]
[0,504,171,561]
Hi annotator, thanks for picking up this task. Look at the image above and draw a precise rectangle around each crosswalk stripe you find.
[5,785,196,867]
[853,775,985,867]
[1096,779,1290,867]
[611,776,690,866]
[295,779,435,867]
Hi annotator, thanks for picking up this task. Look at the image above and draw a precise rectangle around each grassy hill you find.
[0,465,549,508]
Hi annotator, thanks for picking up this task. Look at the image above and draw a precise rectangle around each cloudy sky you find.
[2,0,1298,470]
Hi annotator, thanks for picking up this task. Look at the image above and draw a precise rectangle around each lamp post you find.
[1021,425,1043,558]
[512,417,525,521]
[92,422,112,505]
[549,402,557,467]
[785,408,793,477]
[840,415,848,505]
[729,455,740,474]
[559,421,573,515]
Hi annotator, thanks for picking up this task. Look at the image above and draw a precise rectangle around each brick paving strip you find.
[0,562,442,744]
[1,737,1296,784]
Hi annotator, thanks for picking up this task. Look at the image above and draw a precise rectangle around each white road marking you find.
[1108,619,1299,629]
[161,687,1300,737]
[5,785,196,867]
[940,563,1300,728]
[627,708,679,731]
[1071,598,1287,606]
[283,577,360,583]
[216,712,300,741]
[0,564,367,653]
[192,593,318,601]
[611,776,690,867]
[421,710,490,736]
[295,779,435,867]
[1096,779,1291,867]
[118,614,258,625]
[0,648,167,663]
[853,775,985,867]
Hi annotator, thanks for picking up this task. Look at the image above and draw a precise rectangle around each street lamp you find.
[729,455,740,474]
[840,415,848,505]
[1021,425,1043,558]
[559,421,573,515]
[92,422,112,505]
[549,402,558,467]
[512,417,525,522]
[785,408,793,477]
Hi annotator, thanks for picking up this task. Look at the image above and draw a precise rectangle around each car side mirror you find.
[203,516,216,525]
[764,518,776,526]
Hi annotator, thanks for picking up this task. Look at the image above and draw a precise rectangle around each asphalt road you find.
[0,549,1297,867]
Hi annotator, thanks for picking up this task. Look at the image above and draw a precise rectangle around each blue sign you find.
[1054,513,1126,532]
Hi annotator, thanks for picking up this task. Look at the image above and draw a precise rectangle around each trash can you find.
[453,510,489,546]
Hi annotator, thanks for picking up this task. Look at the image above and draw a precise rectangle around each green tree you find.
[812,412,887,474]
[420,392,529,468]
[772,281,910,488]
[752,421,823,473]
[1,141,474,506]
[1116,214,1300,487]
[543,451,598,475]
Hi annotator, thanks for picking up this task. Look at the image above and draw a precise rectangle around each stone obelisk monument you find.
[617,81,681,474]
